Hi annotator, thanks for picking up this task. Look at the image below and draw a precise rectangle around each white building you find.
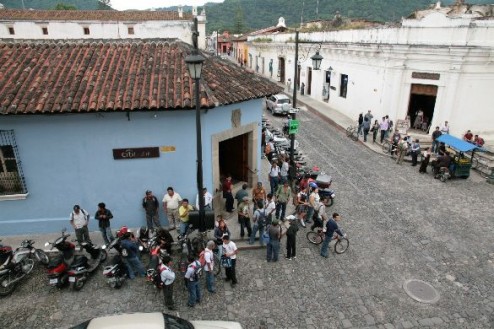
[0,7,207,49]
[247,2,494,145]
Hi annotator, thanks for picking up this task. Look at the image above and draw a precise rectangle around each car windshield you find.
[164,314,194,329]
[278,99,290,104]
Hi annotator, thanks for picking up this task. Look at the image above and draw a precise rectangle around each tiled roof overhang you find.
[0,9,193,21]
[0,39,282,115]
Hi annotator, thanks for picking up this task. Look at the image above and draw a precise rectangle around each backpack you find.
[198,250,206,268]
[190,260,202,281]
[255,208,267,227]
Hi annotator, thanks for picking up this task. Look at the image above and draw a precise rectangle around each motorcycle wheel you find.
[0,274,17,296]
[71,279,85,291]
[21,258,35,275]
[100,250,108,262]
[35,249,50,266]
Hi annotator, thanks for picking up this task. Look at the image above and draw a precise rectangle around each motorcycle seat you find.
[47,254,64,269]
[71,255,88,268]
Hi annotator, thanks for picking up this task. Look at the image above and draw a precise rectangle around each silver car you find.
[266,94,297,115]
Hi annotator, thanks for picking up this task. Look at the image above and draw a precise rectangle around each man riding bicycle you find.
[320,213,346,258]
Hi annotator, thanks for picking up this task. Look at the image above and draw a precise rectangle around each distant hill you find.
[160,0,493,34]
[0,0,112,10]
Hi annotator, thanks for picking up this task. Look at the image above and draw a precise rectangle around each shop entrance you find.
[219,133,248,183]
[408,84,437,132]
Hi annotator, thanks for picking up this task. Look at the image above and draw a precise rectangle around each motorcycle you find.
[0,239,48,296]
[45,229,107,290]
[66,240,107,291]
[102,237,127,289]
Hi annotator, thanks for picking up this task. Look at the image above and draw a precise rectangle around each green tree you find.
[233,6,245,34]
[54,3,77,10]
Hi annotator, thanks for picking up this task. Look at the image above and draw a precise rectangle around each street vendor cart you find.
[435,134,485,179]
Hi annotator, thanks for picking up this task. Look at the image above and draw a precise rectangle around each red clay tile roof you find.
[0,9,192,21]
[0,40,282,114]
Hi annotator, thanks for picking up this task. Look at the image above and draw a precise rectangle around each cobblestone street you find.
[1,106,493,329]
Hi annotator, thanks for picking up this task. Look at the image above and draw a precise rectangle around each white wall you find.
[247,17,494,145]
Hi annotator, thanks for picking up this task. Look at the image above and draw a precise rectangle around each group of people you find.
[463,129,485,147]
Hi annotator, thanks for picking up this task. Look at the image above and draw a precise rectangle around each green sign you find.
[288,119,299,134]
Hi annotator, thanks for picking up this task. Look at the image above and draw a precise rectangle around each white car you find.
[70,312,243,329]
[266,94,299,115]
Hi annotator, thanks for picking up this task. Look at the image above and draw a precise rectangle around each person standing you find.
[285,217,299,260]
[234,183,249,209]
[431,126,442,154]
[275,180,291,221]
[222,235,238,286]
[265,193,276,224]
[410,139,421,166]
[364,110,373,123]
[362,117,371,142]
[440,121,450,134]
[159,255,177,310]
[178,199,194,235]
[266,219,282,262]
[70,205,91,246]
[357,113,364,136]
[379,117,389,143]
[250,201,267,246]
[184,255,202,307]
[280,156,289,183]
[214,219,230,258]
[143,190,160,231]
[304,184,319,227]
[222,175,235,213]
[162,187,182,230]
[237,197,253,239]
[95,202,114,245]
[120,232,146,279]
[419,147,431,173]
[196,187,213,210]
[320,213,345,258]
[371,119,380,143]
[252,182,267,210]
[204,240,216,293]
[396,138,408,165]
[268,161,280,195]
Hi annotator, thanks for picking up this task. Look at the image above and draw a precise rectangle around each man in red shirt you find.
[463,130,473,142]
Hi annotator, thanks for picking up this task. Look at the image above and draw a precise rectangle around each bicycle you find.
[471,156,491,178]
[381,139,398,155]
[306,228,349,254]
[345,126,359,141]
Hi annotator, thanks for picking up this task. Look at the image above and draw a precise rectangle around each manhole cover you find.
[403,279,440,304]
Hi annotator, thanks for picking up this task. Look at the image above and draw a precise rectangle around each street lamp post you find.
[185,20,206,232]
[289,31,324,181]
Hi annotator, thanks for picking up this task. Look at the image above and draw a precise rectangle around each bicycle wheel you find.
[346,127,353,137]
[382,141,390,153]
[306,231,323,245]
[351,131,359,142]
[334,238,349,254]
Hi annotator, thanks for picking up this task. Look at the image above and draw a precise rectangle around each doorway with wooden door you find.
[408,84,438,133]
[219,133,248,185]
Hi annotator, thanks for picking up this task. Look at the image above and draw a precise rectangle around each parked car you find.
[266,94,299,115]
[70,312,243,329]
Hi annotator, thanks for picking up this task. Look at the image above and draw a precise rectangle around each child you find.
[285,215,299,260]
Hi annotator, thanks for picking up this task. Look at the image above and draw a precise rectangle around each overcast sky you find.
[111,0,223,10]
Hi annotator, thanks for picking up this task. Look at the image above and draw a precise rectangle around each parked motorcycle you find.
[66,240,107,290]
[102,237,126,289]
[45,229,76,288]
[45,229,107,290]
[0,239,48,296]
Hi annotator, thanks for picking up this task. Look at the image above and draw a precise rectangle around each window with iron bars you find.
[0,130,28,196]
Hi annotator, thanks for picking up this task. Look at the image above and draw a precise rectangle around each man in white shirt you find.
[204,240,216,293]
[162,187,182,230]
[159,255,176,310]
[268,161,281,195]
[265,193,276,224]
[70,205,91,245]
[196,187,213,210]
[280,157,289,183]
[440,121,450,134]
[222,235,238,286]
